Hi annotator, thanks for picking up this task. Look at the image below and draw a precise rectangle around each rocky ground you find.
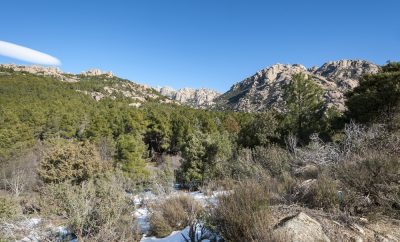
[2,187,400,242]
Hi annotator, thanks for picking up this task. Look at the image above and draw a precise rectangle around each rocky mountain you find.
[215,60,380,112]
[0,60,381,111]
[156,86,220,108]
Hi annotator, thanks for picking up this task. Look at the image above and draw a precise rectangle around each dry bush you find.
[311,174,340,210]
[332,122,400,218]
[337,151,400,218]
[294,133,340,165]
[199,179,235,196]
[40,174,140,241]
[227,148,271,181]
[0,146,42,196]
[149,161,175,195]
[149,194,204,238]
[209,180,274,242]
[340,121,386,159]
[38,139,112,184]
[2,168,28,197]
[252,145,290,178]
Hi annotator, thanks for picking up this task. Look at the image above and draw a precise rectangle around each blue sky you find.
[0,0,399,92]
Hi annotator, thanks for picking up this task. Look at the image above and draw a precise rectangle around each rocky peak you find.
[157,86,176,97]
[216,59,380,112]
[155,86,220,108]
[233,64,307,88]
[313,59,380,90]
[81,68,113,78]
[220,64,309,112]
[0,64,62,76]
[0,64,80,82]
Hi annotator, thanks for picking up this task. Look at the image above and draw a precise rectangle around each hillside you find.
[1,62,399,242]
[0,64,173,107]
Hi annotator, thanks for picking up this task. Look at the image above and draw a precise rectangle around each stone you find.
[273,212,330,242]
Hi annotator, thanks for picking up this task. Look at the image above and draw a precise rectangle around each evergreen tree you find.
[115,133,149,182]
[283,73,325,142]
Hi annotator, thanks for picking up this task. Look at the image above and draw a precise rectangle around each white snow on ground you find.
[135,207,150,234]
[1,217,77,242]
[6,190,226,242]
[141,226,211,242]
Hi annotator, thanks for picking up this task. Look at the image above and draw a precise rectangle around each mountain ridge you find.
[215,59,380,112]
[0,59,381,111]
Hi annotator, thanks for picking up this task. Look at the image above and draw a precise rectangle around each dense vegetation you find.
[0,63,399,241]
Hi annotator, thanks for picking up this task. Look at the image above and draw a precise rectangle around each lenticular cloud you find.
[0,40,61,65]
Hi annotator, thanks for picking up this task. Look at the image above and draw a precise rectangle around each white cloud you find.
[0,40,61,66]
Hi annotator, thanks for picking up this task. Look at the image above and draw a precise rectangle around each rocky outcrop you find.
[81,68,113,78]
[0,64,79,82]
[273,212,330,242]
[216,60,380,112]
[313,60,380,91]
[156,86,220,108]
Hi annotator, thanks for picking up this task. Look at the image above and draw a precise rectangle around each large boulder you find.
[273,212,330,242]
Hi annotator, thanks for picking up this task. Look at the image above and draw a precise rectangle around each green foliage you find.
[1,71,252,188]
[283,73,325,142]
[0,195,21,219]
[38,140,111,183]
[252,145,290,177]
[238,111,280,147]
[177,130,233,187]
[226,148,267,180]
[38,140,112,184]
[41,174,140,241]
[144,108,172,153]
[346,62,400,124]
[115,134,149,182]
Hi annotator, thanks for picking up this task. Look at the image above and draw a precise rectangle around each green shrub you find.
[346,62,400,124]
[38,140,112,184]
[40,174,139,241]
[0,195,21,219]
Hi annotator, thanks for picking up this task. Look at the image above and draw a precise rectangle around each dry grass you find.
[210,179,274,242]
[149,193,204,238]
[40,174,140,241]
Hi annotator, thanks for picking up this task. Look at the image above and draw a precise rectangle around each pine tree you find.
[283,73,325,142]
